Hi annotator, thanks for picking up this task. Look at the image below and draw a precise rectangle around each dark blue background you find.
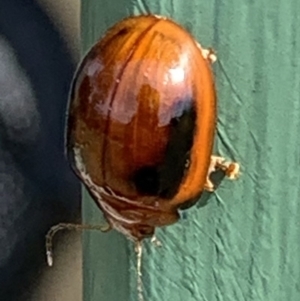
[0,0,80,300]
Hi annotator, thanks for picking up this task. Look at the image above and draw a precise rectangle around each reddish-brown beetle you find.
[46,15,239,267]
[64,14,238,242]
[45,15,239,300]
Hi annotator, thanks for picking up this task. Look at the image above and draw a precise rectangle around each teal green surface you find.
[82,1,300,300]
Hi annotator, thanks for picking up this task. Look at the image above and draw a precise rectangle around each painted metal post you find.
[82,1,300,300]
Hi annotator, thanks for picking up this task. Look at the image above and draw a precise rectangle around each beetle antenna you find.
[135,240,145,301]
[45,222,111,266]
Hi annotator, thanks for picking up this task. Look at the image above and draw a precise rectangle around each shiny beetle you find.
[66,15,238,241]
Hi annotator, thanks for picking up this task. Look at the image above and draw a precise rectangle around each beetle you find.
[65,14,239,242]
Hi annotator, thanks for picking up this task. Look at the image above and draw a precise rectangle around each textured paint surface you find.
[82,1,300,301]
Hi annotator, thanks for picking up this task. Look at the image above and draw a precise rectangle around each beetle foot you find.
[202,47,217,63]
[204,156,240,191]
[151,235,162,247]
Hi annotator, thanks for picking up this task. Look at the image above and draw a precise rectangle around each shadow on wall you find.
[0,0,80,300]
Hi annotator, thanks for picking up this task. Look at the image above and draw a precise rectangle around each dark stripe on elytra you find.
[133,98,196,199]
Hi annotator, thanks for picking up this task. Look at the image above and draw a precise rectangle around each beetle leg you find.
[196,42,217,63]
[204,179,215,192]
[204,156,240,191]
[134,241,145,301]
